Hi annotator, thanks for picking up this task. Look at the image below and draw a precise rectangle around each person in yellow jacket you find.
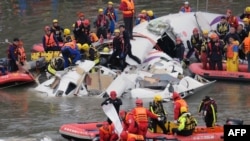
[243,32,250,72]
[225,37,239,72]
[172,107,197,136]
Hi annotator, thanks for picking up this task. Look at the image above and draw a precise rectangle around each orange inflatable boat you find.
[189,63,250,82]
[0,71,35,85]
[59,121,225,141]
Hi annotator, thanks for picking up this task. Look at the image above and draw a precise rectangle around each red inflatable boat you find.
[189,63,250,82]
[59,121,224,141]
[0,71,35,85]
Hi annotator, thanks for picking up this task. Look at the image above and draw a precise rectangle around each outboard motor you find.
[226,118,244,125]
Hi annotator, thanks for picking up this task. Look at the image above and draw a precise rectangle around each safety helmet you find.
[243,18,249,23]
[108,1,113,5]
[193,28,199,33]
[50,57,57,68]
[53,19,58,23]
[245,7,250,13]
[44,26,50,31]
[103,47,109,52]
[98,8,103,12]
[119,110,126,118]
[83,19,90,26]
[135,98,143,106]
[110,91,117,99]
[141,10,146,14]
[202,30,209,35]
[78,12,84,18]
[209,33,218,39]
[81,43,89,51]
[184,1,189,5]
[172,92,180,100]
[63,28,71,36]
[77,43,82,49]
[147,10,154,17]
[114,29,120,33]
[154,94,163,102]
[180,107,188,113]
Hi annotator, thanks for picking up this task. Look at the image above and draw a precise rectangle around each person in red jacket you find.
[120,130,144,141]
[130,98,159,138]
[226,9,239,29]
[172,92,188,122]
[119,0,135,39]
[99,122,118,141]
[119,110,138,134]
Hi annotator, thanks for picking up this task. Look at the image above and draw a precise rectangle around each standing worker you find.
[186,28,202,62]
[198,96,217,127]
[94,8,110,39]
[200,30,210,70]
[101,91,122,124]
[7,38,20,72]
[216,16,230,40]
[172,92,188,123]
[119,0,135,39]
[179,1,192,13]
[16,39,27,66]
[74,12,85,41]
[225,37,239,72]
[104,1,118,34]
[42,26,60,51]
[225,9,239,29]
[119,25,141,64]
[243,32,250,72]
[51,19,64,42]
[149,94,168,134]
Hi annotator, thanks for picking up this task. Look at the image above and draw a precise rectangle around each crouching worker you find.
[120,130,144,141]
[119,110,138,134]
[99,122,118,141]
[172,107,197,136]
[61,36,81,68]
[46,57,64,89]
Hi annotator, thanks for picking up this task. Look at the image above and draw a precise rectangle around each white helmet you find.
[184,1,189,5]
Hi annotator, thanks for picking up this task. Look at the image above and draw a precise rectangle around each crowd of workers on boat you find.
[98,90,220,140]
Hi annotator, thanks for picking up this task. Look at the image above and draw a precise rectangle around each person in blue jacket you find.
[104,1,118,34]
[7,38,20,72]
[61,36,81,68]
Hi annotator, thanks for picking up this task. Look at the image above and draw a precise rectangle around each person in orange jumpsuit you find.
[130,98,159,138]
[119,110,138,134]
[172,92,188,123]
[120,130,144,141]
[99,122,118,141]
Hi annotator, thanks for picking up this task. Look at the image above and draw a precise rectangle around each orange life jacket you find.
[45,33,57,47]
[243,37,250,54]
[17,46,26,63]
[105,7,116,21]
[100,125,112,135]
[134,107,148,123]
[127,133,144,141]
[90,33,99,42]
[176,99,188,111]
[180,6,191,12]
[121,0,134,15]
[226,44,234,58]
[64,41,76,49]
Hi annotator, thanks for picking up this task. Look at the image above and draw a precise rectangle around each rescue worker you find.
[198,96,217,127]
[131,98,159,137]
[94,8,110,39]
[119,25,141,64]
[119,110,138,134]
[61,36,81,68]
[16,40,27,66]
[42,26,60,52]
[172,107,197,136]
[186,28,202,62]
[243,32,250,72]
[50,19,64,42]
[174,37,185,62]
[79,44,100,64]
[147,10,156,21]
[224,26,241,45]
[242,18,250,34]
[226,9,239,29]
[108,29,126,70]
[216,16,230,40]
[149,94,168,134]
[119,0,135,39]
[240,6,250,19]
[99,122,118,141]
[77,19,91,45]
[135,10,147,25]
[237,24,247,60]
[104,1,118,34]
[74,12,85,41]
[63,28,72,42]
[225,37,239,72]
[120,130,144,141]
[207,33,223,70]
[7,38,20,72]
[101,91,122,124]
[172,92,188,122]
[179,1,192,13]
[200,30,210,70]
